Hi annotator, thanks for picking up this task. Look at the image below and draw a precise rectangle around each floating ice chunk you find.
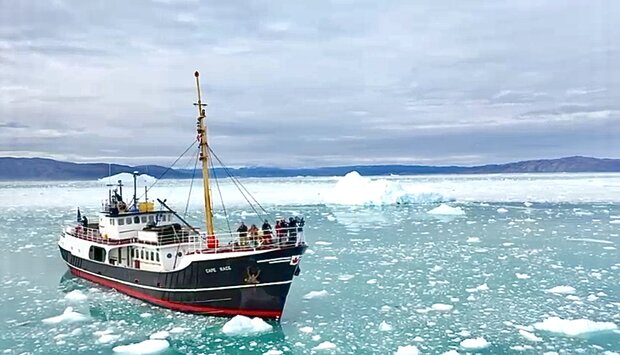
[587,294,599,302]
[443,351,459,355]
[263,350,283,355]
[64,290,88,302]
[323,171,449,205]
[395,345,419,355]
[466,284,489,293]
[42,307,88,324]
[222,315,273,336]
[299,326,313,333]
[149,331,169,340]
[379,321,393,332]
[169,327,186,334]
[338,274,354,281]
[497,208,509,213]
[139,313,152,318]
[460,337,489,350]
[519,329,542,342]
[112,339,169,354]
[466,237,480,243]
[430,265,443,272]
[313,341,337,351]
[431,304,453,312]
[546,285,576,294]
[381,305,391,312]
[303,290,329,299]
[98,334,121,344]
[428,204,465,216]
[524,202,533,207]
[367,279,377,284]
[99,173,155,184]
[533,317,618,337]
[515,273,530,279]
[315,241,332,246]
[312,335,321,341]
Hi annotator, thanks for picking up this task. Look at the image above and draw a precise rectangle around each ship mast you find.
[193,71,215,236]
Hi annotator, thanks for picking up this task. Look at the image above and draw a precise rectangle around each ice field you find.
[0,173,619,354]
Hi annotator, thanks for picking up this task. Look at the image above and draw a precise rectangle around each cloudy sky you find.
[0,0,618,167]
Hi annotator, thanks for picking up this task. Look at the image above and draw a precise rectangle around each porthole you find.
[177,252,182,257]
[166,253,172,259]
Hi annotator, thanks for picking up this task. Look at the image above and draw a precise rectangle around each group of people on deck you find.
[236,216,304,246]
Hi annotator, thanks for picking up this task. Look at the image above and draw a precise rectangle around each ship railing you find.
[152,226,306,254]
[64,225,135,245]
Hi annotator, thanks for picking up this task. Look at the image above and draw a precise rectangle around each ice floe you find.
[427,204,465,216]
[545,285,576,294]
[42,307,88,324]
[519,329,542,342]
[497,207,509,213]
[394,345,419,355]
[97,334,121,344]
[299,326,313,333]
[460,337,490,350]
[322,171,448,205]
[533,317,618,337]
[64,290,88,302]
[466,283,489,293]
[303,290,329,299]
[112,339,170,354]
[431,303,453,312]
[149,331,169,340]
[515,273,531,279]
[222,315,273,336]
[263,350,283,355]
[379,321,393,331]
[313,341,337,351]
[98,173,156,184]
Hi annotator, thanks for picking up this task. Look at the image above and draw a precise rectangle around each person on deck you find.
[237,222,248,245]
[288,217,298,241]
[261,219,272,244]
[248,224,259,239]
[81,216,89,228]
[275,220,283,242]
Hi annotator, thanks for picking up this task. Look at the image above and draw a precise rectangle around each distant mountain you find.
[0,156,619,181]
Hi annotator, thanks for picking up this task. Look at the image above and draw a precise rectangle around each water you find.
[0,175,619,354]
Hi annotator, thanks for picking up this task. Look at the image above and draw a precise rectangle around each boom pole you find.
[194,71,215,236]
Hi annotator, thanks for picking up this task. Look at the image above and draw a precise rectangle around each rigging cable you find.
[210,157,233,236]
[183,147,200,218]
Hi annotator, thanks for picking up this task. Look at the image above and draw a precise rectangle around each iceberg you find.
[312,341,337,351]
[64,290,88,302]
[395,345,419,355]
[533,317,618,337]
[222,315,273,336]
[545,285,576,294]
[98,173,156,184]
[303,290,329,300]
[322,171,449,205]
[427,204,465,216]
[112,339,169,354]
[460,337,490,350]
[42,307,88,324]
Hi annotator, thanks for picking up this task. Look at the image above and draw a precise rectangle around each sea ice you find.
[466,237,480,243]
[394,345,419,355]
[497,208,509,213]
[149,331,169,339]
[460,337,490,350]
[466,283,489,293]
[323,171,448,205]
[519,329,542,342]
[263,350,283,355]
[112,339,169,354]
[299,326,313,333]
[97,334,121,344]
[379,321,393,331]
[64,290,88,302]
[303,290,329,299]
[515,273,530,279]
[42,307,88,324]
[431,304,453,312]
[313,341,337,351]
[427,204,465,216]
[222,315,273,336]
[169,327,186,334]
[98,173,155,184]
[533,317,618,337]
[545,286,576,294]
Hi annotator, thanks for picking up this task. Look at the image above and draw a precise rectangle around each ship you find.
[58,71,307,319]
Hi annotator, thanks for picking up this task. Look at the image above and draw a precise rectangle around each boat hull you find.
[59,244,306,318]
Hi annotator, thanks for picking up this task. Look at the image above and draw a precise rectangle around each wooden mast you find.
[194,71,215,236]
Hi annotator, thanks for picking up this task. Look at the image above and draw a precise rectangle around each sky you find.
[0,0,619,167]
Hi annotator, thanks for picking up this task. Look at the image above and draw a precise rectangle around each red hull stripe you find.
[68,265,283,319]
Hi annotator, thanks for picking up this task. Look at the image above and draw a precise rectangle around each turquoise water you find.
[0,180,619,354]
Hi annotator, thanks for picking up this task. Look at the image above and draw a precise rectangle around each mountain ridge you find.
[0,155,619,180]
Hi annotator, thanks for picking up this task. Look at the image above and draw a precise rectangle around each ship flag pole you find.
[194,71,215,236]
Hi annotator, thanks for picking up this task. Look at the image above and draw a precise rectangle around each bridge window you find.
[134,216,140,224]
[140,250,144,259]
[126,217,132,225]
[156,253,160,262]
[88,246,106,262]
[141,216,147,223]
[150,251,154,261]
[118,219,125,226]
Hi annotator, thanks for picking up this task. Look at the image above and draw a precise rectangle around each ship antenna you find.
[194,71,215,236]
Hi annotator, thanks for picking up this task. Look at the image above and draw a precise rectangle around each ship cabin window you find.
[150,251,154,261]
[110,219,115,226]
[140,250,144,259]
[89,246,106,262]
[141,216,147,223]
[126,217,132,225]
[134,216,140,224]
[148,215,154,222]
[156,253,160,262]
[118,219,125,226]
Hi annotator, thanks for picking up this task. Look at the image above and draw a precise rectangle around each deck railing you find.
[64,225,305,254]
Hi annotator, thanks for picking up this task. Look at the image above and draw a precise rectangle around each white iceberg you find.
[112,339,169,354]
[546,285,576,294]
[98,172,156,184]
[149,331,169,340]
[322,171,449,205]
[312,341,337,351]
[42,307,88,324]
[97,334,121,344]
[222,315,273,336]
[533,317,617,337]
[431,303,453,312]
[460,337,490,350]
[379,321,393,331]
[395,345,419,355]
[428,204,465,216]
[64,290,88,302]
[303,290,329,300]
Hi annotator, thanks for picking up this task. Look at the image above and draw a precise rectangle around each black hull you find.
[59,244,306,318]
